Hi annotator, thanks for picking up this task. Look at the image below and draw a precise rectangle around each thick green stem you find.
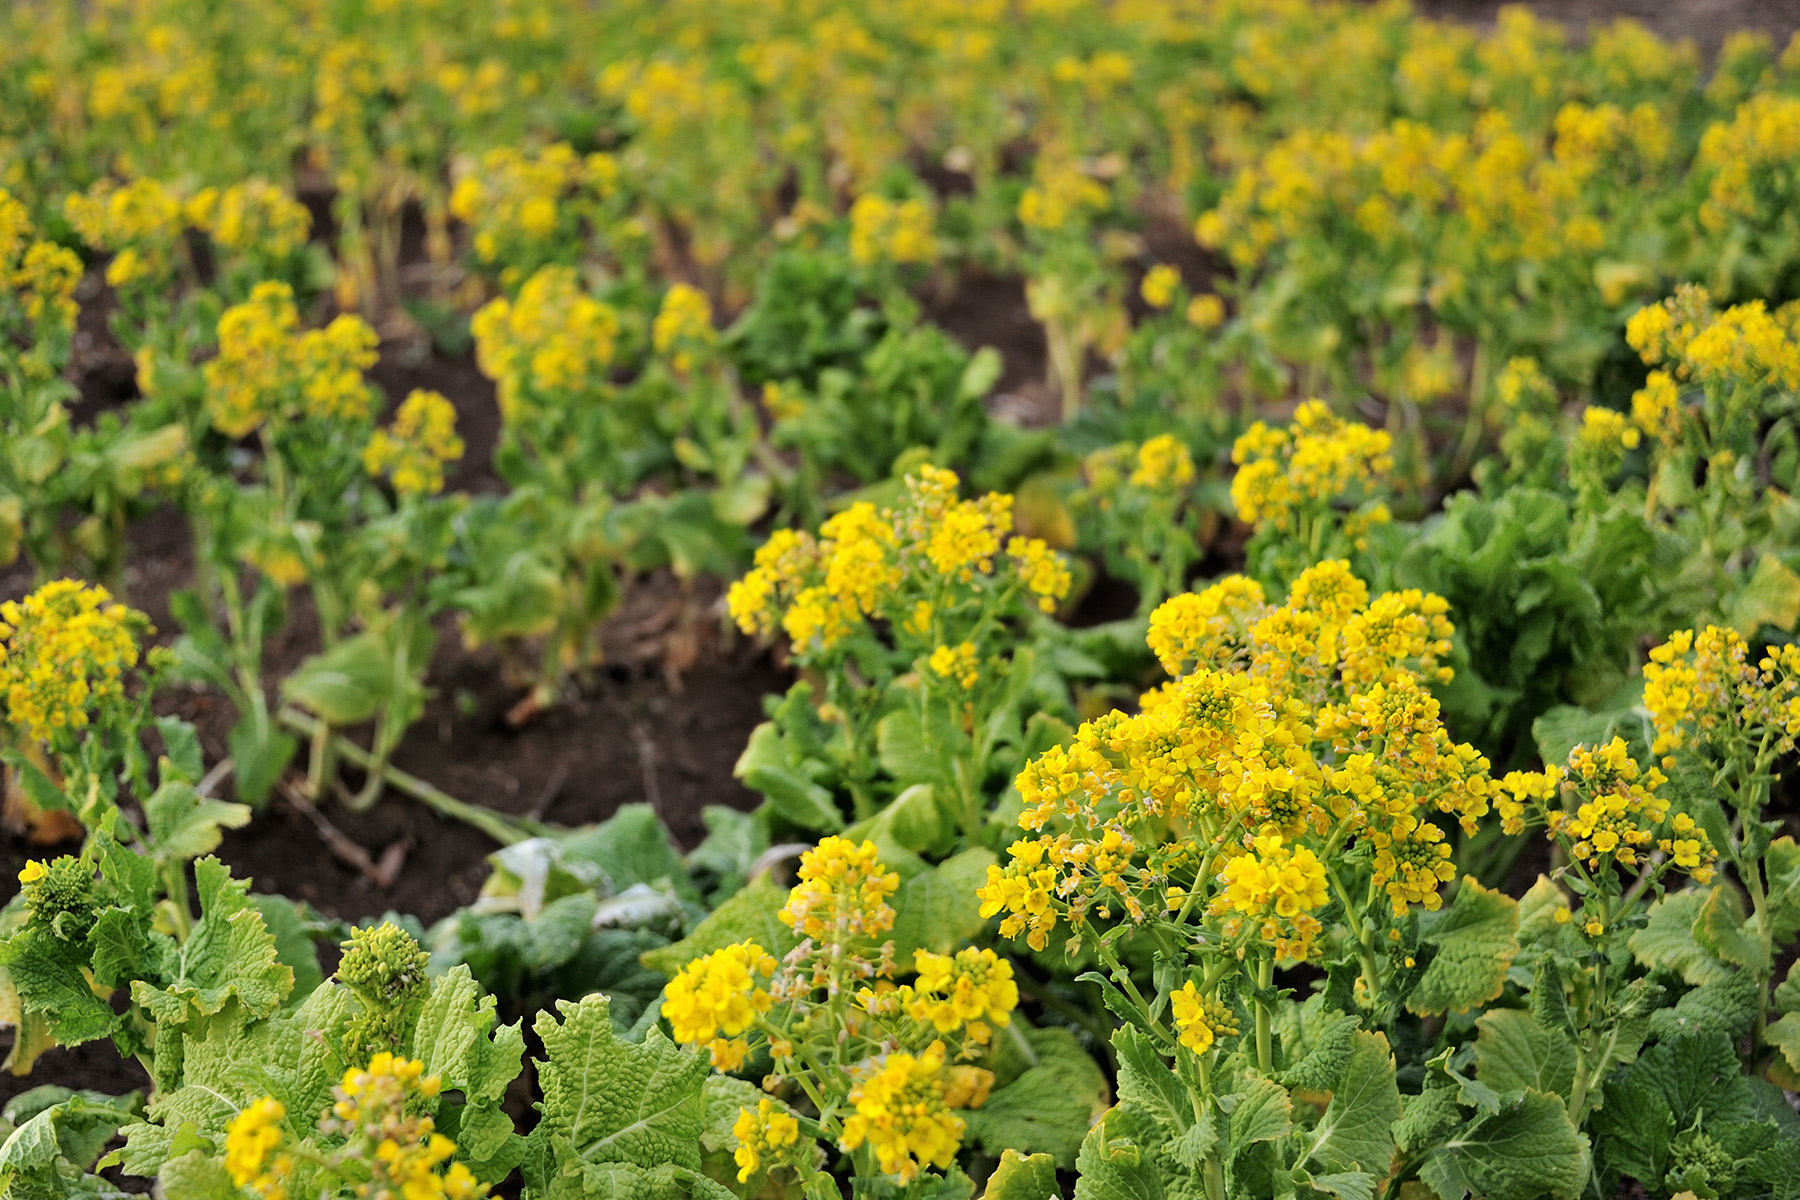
[1254,953,1275,1074]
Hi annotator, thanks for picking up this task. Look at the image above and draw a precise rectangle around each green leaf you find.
[1727,553,1800,633]
[144,782,251,864]
[555,805,691,897]
[0,752,71,815]
[877,707,949,789]
[734,723,844,833]
[1695,885,1767,972]
[1279,1006,1359,1093]
[1769,1013,1800,1074]
[1647,969,1761,1042]
[967,1064,1099,1169]
[1394,1088,1463,1157]
[0,929,120,1046]
[638,878,797,978]
[1072,1108,1164,1200]
[1415,1090,1587,1200]
[1751,836,1800,945]
[1303,1031,1400,1176]
[1474,1009,1575,1100]
[1629,1030,1754,1127]
[158,1148,244,1200]
[1112,1027,1188,1142]
[129,858,294,1028]
[526,995,710,1186]
[1629,887,1731,985]
[1228,1077,1292,1152]
[250,895,323,1006]
[980,1150,1060,1200]
[1408,878,1519,1016]
[226,721,296,807]
[1592,1078,1672,1194]
[889,848,996,959]
[155,718,205,785]
[282,630,397,725]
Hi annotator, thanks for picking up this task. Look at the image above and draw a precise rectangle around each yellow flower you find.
[1130,435,1195,491]
[0,580,144,743]
[651,283,715,371]
[1186,294,1226,329]
[1230,400,1392,536]
[1140,264,1180,309]
[224,1098,287,1197]
[850,193,937,266]
[17,860,44,884]
[779,837,899,941]
[839,1042,965,1183]
[906,947,1018,1037]
[662,942,776,1068]
[1169,981,1239,1054]
[471,266,619,422]
[929,642,980,690]
[732,1098,801,1182]
[364,390,465,497]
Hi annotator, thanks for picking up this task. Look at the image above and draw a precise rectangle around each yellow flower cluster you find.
[929,641,979,690]
[224,1098,289,1200]
[726,466,1071,655]
[1230,400,1393,538]
[1696,93,1800,232]
[63,176,184,289]
[470,266,619,423]
[779,836,899,943]
[1169,980,1239,1054]
[840,1042,964,1184]
[203,282,379,438]
[364,390,465,498]
[1645,625,1800,762]
[0,189,81,338]
[981,561,1489,954]
[1018,160,1109,232]
[1212,833,1329,962]
[903,947,1018,1042]
[650,282,715,371]
[848,193,936,266]
[1627,284,1800,395]
[0,580,143,743]
[1499,737,1716,886]
[1131,434,1197,491]
[328,1055,481,1200]
[662,941,776,1070]
[229,1055,480,1200]
[1139,264,1180,309]
[449,144,617,268]
[186,179,311,256]
[732,1098,802,1182]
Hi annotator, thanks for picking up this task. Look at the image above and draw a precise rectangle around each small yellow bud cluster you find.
[662,941,776,1070]
[470,265,619,424]
[732,1098,803,1182]
[0,580,144,744]
[0,189,81,339]
[779,836,900,943]
[204,281,379,438]
[63,177,184,291]
[839,1042,965,1183]
[650,283,715,372]
[849,193,936,266]
[1230,400,1393,542]
[364,390,465,497]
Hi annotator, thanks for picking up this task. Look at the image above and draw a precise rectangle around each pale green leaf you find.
[980,1150,1060,1200]
[889,848,997,959]
[144,782,251,864]
[1727,553,1800,634]
[1228,1077,1292,1151]
[1415,1091,1587,1200]
[1408,879,1519,1016]
[1072,1109,1164,1200]
[1304,1031,1400,1176]
[1474,1009,1575,1100]
[1630,887,1730,985]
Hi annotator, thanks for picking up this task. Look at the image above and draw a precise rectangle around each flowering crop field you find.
[6,2,1800,1199]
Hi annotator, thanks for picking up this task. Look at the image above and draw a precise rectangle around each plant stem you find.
[1254,953,1275,1074]
[276,708,548,844]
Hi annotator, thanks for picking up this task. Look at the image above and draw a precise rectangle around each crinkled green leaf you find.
[1072,1108,1164,1200]
[1394,1088,1463,1157]
[1592,1078,1672,1195]
[1695,885,1767,972]
[144,782,250,865]
[980,1149,1060,1200]
[1279,1007,1359,1093]
[158,1148,242,1200]
[1648,968,1761,1042]
[1767,1012,1800,1075]
[1752,837,1800,946]
[1303,1031,1400,1176]
[1474,1009,1575,1101]
[1628,1030,1753,1127]
[1228,1077,1292,1152]
[1415,1090,1587,1200]
[1408,879,1518,1016]
[968,1063,1100,1170]
[129,859,293,1028]
[1112,1027,1188,1142]
[0,930,119,1047]
[1727,553,1800,634]
[526,994,710,1195]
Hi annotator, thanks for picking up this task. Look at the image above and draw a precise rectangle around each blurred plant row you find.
[4,2,1800,1200]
